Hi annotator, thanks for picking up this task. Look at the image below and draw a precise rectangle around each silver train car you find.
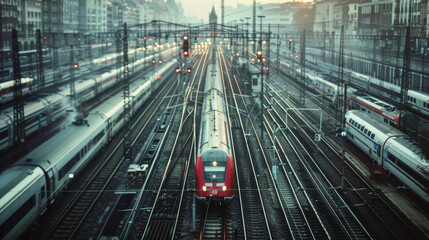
[0,47,177,152]
[345,110,429,202]
[0,59,177,240]
[349,72,429,116]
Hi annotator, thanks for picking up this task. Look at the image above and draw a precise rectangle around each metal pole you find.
[253,0,256,53]
[341,84,347,189]
[258,16,265,139]
[276,25,280,74]
[192,196,196,231]
[12,29,26,153]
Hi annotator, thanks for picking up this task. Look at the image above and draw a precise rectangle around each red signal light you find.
[184,51,188,56]
[43,36,47,39]
[187,68,191,73]
[77,38,81,41]
[73,64,79,69]
[175,68,180,73]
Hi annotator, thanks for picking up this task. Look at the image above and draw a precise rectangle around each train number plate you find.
[212,190,218,194]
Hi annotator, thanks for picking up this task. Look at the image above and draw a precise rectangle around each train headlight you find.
[69,173,74,179]
[202,186,207,191]
[222,186,227,192]
[212,161,217,166]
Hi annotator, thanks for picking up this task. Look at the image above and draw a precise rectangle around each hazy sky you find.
[181,0,307,21]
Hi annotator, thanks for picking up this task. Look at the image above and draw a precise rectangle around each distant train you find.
[195,49,235,201]
[0,59,177,240]
[345,110,429,202]
[348,72,429,117]
[0,44,172,104]
[278,61,400,127]
[0,47,177,152]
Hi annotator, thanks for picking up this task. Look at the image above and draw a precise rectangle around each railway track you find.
[233,48,371,238]
[219,47,282,239]
[41,68,178,240]
[199,202,229,240]
[266,72,424,238]
[141,111,194,239]
[123,49,210,239]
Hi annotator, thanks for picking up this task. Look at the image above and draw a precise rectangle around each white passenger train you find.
[0,59,177,240]
[345,110,429,202]
[0,44,173,104]
[278,60,400,127]
[0,47,177,152]
[349,72,429,116]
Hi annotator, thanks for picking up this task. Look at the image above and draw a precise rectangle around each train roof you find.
[0,77,33,89]
[408,90,429,100]
[13,113,106,171]
[388,137,429,165]
[205,57,223,94]
[348,89,398,115]
[346,110,403,136]
[0,165,44,210]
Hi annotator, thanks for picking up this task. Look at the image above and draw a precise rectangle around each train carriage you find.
[345,110,429,202]
[0,166,47,240]
[195,51,235,201]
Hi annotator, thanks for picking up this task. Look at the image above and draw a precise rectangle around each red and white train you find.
[278,60,400,127]
[348,71,429,117]
[195,50,235,201]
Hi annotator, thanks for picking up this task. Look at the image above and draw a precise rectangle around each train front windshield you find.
[203,163,226,182]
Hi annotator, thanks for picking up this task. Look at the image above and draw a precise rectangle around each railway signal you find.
[187,68,192,74]
[73,64,79,69]
[175,67,180,73]
[152,59,156,64]
[257,50,262,60]
[183,35,189,57]
[289,37,292,50]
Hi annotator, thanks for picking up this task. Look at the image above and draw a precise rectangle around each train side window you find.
[367,131,372,137]
[424,103,427,108]
[360,126,365,131]
[0,195,36,239]
[384,118,388,123]
[364,129,368,135]
[371,133,375,139]
[0,129,8,140]
[252,78,257,86]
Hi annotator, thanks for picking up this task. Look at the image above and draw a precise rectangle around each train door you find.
[375,144,382,165]
[46,169,56,204]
